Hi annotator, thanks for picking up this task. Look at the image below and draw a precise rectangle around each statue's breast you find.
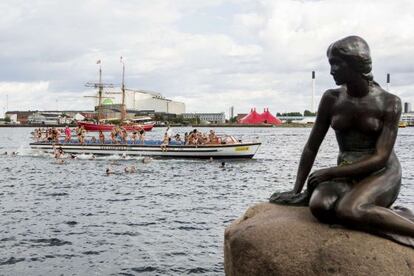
[330,96,383,134]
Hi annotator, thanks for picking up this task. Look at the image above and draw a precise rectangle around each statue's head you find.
[327,36,373,81]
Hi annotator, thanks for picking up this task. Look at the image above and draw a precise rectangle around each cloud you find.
[1,0,414,117]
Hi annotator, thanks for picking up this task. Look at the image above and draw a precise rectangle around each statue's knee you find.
[336,201,364,223]
[309,195,336,223]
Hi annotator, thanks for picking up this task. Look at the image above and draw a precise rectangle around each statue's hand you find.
[308,168,333,189]
[269,190,310,206]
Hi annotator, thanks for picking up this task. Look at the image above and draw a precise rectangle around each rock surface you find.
[224,203,414,276]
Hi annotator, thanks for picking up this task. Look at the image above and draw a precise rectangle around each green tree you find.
[229,116,238,123]
[4,116,11,123]
[304,110,316,116]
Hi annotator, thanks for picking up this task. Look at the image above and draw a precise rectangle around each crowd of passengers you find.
[33,127,64,143]
[34,126,232,146]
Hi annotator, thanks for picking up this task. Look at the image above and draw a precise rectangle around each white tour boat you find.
[29,136,261,159]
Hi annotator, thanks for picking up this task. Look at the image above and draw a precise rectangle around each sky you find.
[1,0,414,117]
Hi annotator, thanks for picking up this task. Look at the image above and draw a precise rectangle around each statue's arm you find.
[311,95,401,182]
[293,91,333,193]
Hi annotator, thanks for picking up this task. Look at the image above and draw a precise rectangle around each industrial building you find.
[5,110,95,124]
[121,89,185,114]
[182,112,225,124]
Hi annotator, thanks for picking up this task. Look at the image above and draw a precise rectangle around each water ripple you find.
[1,127,414,275]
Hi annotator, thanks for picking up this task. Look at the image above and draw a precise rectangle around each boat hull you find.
[29,141,261,159]
[77,121,154,132]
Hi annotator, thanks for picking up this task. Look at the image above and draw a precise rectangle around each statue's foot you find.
[375,231,414,248]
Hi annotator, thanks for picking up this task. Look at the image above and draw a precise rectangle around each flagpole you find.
[120,57,126,121]
[386,73,390,91]
[98,60,103,120]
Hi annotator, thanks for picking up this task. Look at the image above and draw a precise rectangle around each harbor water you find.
[1,127,414,275]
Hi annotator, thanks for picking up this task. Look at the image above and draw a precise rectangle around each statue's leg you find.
[335,161,414,238]
[309,180,351,224]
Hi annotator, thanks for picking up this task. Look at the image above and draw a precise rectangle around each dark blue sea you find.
[1,127,413,275]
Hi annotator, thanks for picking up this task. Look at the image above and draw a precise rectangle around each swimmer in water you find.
[106,168,113,175]
[124,165,136,173]
[56,159,65,164]
[142,157,152,164]
[220,161,225,168]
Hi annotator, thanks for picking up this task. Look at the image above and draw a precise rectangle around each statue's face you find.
[328,55,352,85]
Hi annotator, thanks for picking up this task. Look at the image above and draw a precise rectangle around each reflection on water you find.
[0,127,413,275]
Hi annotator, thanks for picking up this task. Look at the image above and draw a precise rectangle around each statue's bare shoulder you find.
[376,87,402,117]
[317,88,344,116]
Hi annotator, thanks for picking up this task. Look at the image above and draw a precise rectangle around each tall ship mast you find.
[106,56,127,121]
[84,60,114,121]
[79,58,154,132]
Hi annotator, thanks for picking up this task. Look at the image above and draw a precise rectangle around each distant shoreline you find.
[191,123,313,128]
[0,123,313,128]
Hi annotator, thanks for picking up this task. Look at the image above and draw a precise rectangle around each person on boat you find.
[131,131,137,144]
[110,128,117,144]
[211,130,220,144]
[174,133,182,143]
[160,132,169,152]
[166,126,173,142]
[80,126,86,144]
[138,126,145,144]
[270,35,414,247]
[33,129,39,141]
[33,129,37,141]
[51,128,56,142]
[120,127,127,144]
[184,132,189,145]
[64,126,71,143]
[91,136,97,143]
[208,130,215,144]
[196,131,205,145]
[99,130,105,144]
[201,132,209,144]
[76,126,82,143]
[55,127,61,143]
[37,128,42,142]
[188,129,198,145]
[115,127,123,144]
[46,128,53,143]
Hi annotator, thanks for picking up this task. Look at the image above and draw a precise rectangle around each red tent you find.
[239,108,263,124]
[261,108,282,125]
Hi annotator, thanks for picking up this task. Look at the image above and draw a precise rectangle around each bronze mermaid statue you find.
[270,35,414,247]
